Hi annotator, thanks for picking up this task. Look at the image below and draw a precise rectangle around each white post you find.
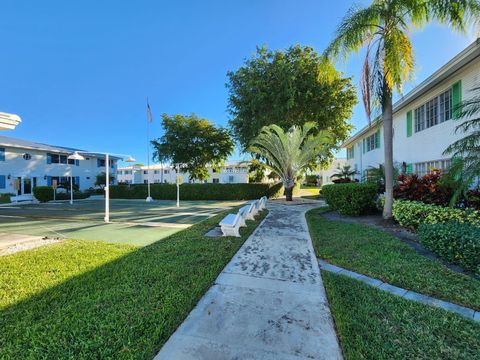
[70,167,73,205]
[105,154,110,222]
[177,183,180,208]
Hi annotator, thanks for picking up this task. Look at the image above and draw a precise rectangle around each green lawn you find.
[0,209,267,358]
[323,272,480,360]
[306,208,480,310]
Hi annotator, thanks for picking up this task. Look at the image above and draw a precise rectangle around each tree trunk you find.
[382,91,394,220]
[285,186,293,201]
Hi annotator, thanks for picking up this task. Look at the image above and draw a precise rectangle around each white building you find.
[315,158,348,185]
[343,39,480,180]
[117,161,249,184]
[0,135,119,196]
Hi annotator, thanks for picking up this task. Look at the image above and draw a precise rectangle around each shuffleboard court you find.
[0,199,244,246]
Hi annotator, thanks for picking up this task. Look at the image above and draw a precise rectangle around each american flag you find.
[146,98,153,123]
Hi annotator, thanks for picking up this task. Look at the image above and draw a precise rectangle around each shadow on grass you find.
[0,209,268,359]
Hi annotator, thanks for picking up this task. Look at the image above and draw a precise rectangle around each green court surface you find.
[0,199,244,246]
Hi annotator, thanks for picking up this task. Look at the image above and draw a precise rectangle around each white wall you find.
[0,146,117,194]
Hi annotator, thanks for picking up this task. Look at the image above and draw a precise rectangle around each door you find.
[24,178,32,194]
[16,177,22,195]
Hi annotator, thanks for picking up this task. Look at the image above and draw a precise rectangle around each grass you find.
[306,208,480,310]
[323,272,480,360]
[0,208,267,358]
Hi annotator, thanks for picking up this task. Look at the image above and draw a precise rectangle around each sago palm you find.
[330,164,357,180]
[248,122,332,201]
[324,0,480,219]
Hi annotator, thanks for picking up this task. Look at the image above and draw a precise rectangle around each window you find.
[97,159,106,167]
[414,159,451,177]
[414,105,425,132]
[212,178,219,183]
[365,133,376,152]
[439,88,452,123]
[118,170,123,175]
[0,148,4,161]
[228,176,234,183]
[346,146,354,159]
[164,169,170,174]
[47,153,69,164]
[415,87,453,133]
[143,170,148,174]
[154,170,160,174]
[143,180,148,184]
[0,175,5,189]
[425,98,438,128]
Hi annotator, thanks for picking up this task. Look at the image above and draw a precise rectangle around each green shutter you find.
[406,111,412,137]
[375,129,380,148]
[406,164,413,174]
[452,80,462,119]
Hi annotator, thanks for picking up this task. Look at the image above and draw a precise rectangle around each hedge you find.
[33,186,55,202]
[392,200,480,230]
[109,183,284,201]
[418,222,480,275]
[321,183,378,216]
[33,186,90,202]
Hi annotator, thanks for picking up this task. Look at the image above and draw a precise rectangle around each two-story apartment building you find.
[0,135,119,197]
[344,39,480,180]
[117,161,249,184]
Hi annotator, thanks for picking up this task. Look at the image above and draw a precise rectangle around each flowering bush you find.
[393,170,452,206]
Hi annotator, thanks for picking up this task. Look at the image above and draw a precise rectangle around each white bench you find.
[240,203,256,221]
[219,212,243,237]
[258,196,267,210]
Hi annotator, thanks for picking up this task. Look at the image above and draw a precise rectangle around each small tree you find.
[95,172,114,189]
[152,114,234,182]
[248,159,267,183]
[248,122,332,201]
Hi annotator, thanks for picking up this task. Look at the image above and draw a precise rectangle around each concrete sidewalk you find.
[155,202,342,360]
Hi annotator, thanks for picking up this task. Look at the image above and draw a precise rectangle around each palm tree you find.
[248,122,332,201]
[324,0,479,219]
[330,164,357,181]
[443,87,480,204]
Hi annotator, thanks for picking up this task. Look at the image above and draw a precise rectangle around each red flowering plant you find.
[393,169,453,206]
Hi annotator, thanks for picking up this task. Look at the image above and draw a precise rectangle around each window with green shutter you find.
[452,80,462,119]
[406,110,412,137]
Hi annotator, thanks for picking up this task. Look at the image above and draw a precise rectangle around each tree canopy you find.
[227,45,357,156]
[151,114,234,181]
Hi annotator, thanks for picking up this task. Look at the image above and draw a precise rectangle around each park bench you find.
[219,211,243,237]
[240,202,257,221]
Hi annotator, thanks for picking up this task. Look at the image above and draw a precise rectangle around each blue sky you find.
[1,0,476,164]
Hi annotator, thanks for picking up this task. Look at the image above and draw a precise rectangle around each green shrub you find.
[392,200,480,230]
[33,186,54,202]
[110,182,283,201]
[418,222,480,275]
[0,193,12,204]
[322,183,378,216]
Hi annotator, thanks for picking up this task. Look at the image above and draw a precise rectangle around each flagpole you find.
[146,97,153,202]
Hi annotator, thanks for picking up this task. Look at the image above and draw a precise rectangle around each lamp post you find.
[70,151,135,222]
[67,152,85,205]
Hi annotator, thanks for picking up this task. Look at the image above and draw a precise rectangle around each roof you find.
[0,112,21,130]
[342,38,480,147]
[0,135,121,159]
